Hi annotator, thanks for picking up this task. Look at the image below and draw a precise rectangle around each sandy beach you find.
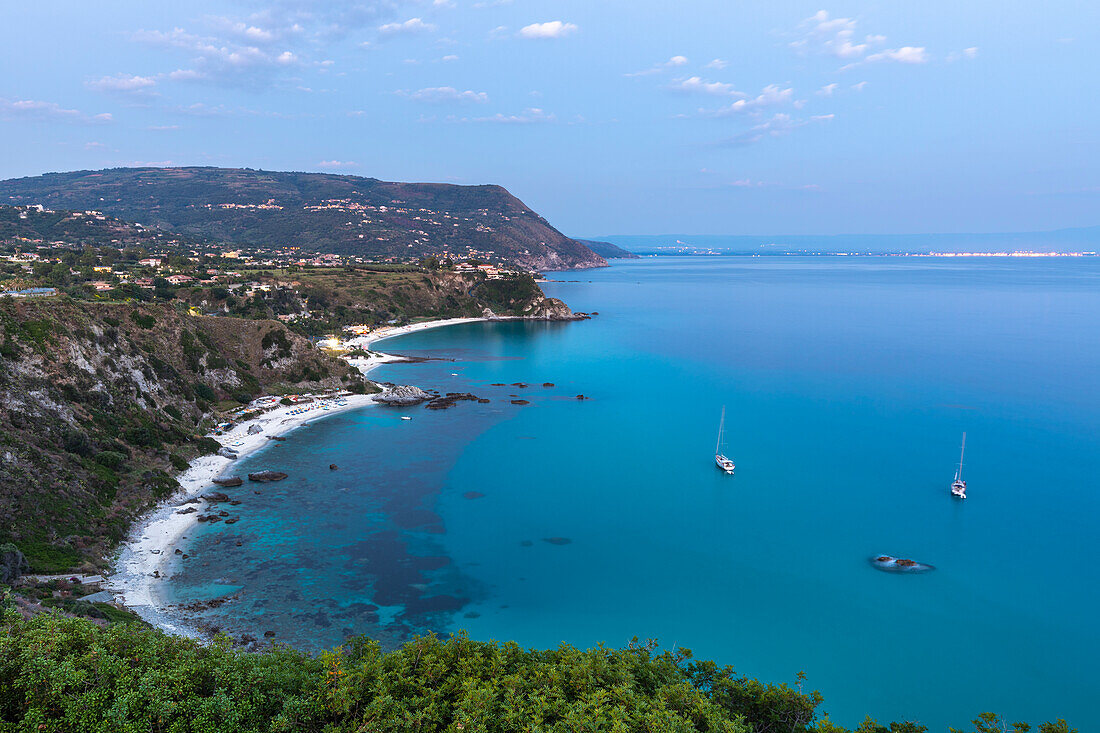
[107,316,496,635]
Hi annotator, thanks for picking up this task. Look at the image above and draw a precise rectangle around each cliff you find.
[0,298,370,572]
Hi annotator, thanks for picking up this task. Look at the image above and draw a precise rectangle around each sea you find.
[162,256,1100,730]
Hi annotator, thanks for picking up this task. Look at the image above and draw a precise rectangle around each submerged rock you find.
[248,471,288,482]
[542,382,555,387]
[510,399,530,405]
[463,491,485,500]
[543,537,572,546]
[870,555,935,574]
[201,491,230,503]
[213,477,243,487]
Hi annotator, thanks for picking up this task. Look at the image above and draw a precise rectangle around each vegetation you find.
[0,608,1075,733]
[0,298,369,572]
[0,167,606,270]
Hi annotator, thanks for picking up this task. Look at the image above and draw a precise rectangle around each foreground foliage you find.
[0,611,1076,733]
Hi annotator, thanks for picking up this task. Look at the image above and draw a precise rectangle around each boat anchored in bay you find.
[951,432,967,499]
[715,406,735,475]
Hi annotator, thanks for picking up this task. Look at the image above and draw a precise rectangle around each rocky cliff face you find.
[0,298,367,572]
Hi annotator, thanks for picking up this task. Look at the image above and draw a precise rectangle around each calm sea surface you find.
[166,257,1100,730]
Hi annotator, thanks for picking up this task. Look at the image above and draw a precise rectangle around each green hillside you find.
[0,168,607,271]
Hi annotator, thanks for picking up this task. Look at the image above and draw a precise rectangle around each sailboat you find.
[715,406,735,475]
[950,432,967,499]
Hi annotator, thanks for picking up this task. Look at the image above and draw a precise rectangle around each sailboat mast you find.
[957,432,967,480]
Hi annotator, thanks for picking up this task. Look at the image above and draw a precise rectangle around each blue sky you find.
[1,1,1097,235]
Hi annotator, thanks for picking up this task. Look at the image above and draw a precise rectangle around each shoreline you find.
[106,316,500,637]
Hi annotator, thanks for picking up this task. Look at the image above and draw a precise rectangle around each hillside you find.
[0,205,201,250]
[576,238,640,259]
[0,167,607,271]
[0,298,371,572]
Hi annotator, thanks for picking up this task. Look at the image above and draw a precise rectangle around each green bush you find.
[93,450,126,469]
[130,309,156,329]
[169,453,189,471]
[0,613,1074,733]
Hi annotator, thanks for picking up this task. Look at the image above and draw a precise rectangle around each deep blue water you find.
[167,257,1100,730]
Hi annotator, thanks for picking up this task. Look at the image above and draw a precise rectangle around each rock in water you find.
[213,477,243,487]
[247,424,263,435]
[201,491,230,502]
[248,471,288,482]
[375,384,431,406]
[329,464,339,471]
[0,544,31,585]
[870,555,935,573]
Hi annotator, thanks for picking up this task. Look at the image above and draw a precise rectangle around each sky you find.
[1,1,1098,236]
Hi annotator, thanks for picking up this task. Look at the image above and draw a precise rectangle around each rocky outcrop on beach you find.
[247,424,263,435]
[217,447,239,459]
[376,385,432,406]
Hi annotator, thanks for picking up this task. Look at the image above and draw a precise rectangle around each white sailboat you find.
[715,406,735,475]
[950,432,967,499]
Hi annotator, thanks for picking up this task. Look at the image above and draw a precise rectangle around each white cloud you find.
[851,81,867,91]
[0,98,113,124]
[791,10,939,69]
[518,21,578,39]
[317,160,358,169]
[705,58,728,70]
[721,112,830,146]
[705,85,794,116]
[87,74,158,94]
[947,47,979,62]
[791,10,868,59]
[400,86,489,103]
[862,46,928,65]
[667,55,689,67]
[668,76,741,97]
[378,17,436,36]
[441,54,459,62]
[816,82,838,96]
[454,107,555,124]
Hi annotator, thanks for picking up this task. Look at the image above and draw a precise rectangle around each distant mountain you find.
[601,229,1100,255]
[574,239,640,259]
[0,167,607,271]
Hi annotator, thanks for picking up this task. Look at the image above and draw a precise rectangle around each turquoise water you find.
[168,257,1100,730]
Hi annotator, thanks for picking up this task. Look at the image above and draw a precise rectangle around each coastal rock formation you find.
[0,544,30,585]
[212,477,243,487]
[425,393,481,410]
[175,507,197,515]
[247,424,263,435]
[217,447,239,459]
[375,385,431,406]
[248,471,288,482]
[201,492,230,503]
